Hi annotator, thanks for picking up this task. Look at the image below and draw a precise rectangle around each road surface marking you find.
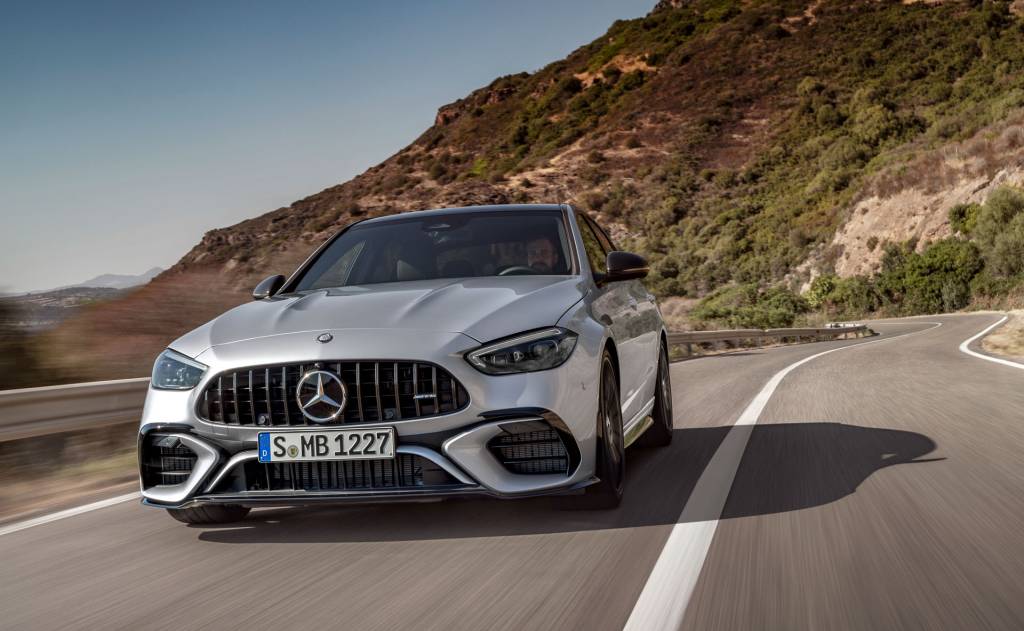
[624,321,942,631]
[958,315,1024,370]
[0,492,139,537]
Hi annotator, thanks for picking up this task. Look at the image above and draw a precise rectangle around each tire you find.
[582,351,625,509]
[637,342,673,448]
[166,504,251,525]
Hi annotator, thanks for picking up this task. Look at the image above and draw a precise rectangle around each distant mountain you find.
[63,267,164,291]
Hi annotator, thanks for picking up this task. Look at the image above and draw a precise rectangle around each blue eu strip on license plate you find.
[258,433,271,463]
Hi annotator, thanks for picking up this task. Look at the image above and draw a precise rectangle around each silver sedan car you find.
[139,204,673,524]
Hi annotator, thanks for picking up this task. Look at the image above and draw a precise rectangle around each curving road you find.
[3,313,1023,630]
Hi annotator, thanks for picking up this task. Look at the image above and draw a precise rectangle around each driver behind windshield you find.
[526,235,560,274]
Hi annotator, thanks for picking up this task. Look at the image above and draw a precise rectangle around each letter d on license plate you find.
[258,428,395,463]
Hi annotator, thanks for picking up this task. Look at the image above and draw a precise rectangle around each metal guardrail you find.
[667,324,870,356]
[0,377,149,442]
[0,324,869,442]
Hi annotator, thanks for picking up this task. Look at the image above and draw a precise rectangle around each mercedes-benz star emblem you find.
[295,370,347,422]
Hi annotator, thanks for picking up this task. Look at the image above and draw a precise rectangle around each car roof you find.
[358,203,568,225]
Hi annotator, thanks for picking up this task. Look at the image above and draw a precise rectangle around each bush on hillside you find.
[691,283,808,329]
[878,238,984,314]
[804,274,881,319]
[948,202,981,234]
[973,186,1024,276]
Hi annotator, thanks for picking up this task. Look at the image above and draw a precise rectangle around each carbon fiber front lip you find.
[142,478,596,509]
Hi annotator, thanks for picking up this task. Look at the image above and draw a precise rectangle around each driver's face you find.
[527,238,558,273]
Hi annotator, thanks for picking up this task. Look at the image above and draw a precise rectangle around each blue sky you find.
[0,0,654,293]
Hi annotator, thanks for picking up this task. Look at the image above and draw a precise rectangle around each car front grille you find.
[222,454,464,493]
[488,429,570,475]
[197,361,469,426]
[140,434,197,487]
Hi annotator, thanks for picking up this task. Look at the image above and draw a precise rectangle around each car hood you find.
[170,276,587,358]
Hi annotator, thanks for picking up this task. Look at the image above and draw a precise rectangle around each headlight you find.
[466,327,578,375]
[151,349,207,390]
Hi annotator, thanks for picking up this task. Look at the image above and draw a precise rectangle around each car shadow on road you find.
[196,422,939,544]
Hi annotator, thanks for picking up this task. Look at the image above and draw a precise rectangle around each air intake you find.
[140,434,197,487]
[488,423,572,476]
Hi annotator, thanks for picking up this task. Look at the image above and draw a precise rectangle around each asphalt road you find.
[2,313,1023,630]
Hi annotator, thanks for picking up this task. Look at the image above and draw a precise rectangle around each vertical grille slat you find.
[355,362,364,422]
[264,368,273,427]
[231,372,239,425]
[374,363,383,421]
[216,376,225,424]
[431,365,439,415]
[412,362,421,417]
[281,366,291,425]
[248,370,256,426]
[199,360,468,426]
[392,363,402,420]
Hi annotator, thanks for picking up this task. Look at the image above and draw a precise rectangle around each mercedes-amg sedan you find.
[138,204,673,524]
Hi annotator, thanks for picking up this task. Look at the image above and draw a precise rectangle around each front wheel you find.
[166,504,251,525]
[637,342,673,447]
[582,351,625,509]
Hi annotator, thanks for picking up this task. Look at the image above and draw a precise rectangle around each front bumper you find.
[138,327,604,508]
[139,412,592,509]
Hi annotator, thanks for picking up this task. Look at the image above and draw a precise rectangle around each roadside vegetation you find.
[694,186,1024,329]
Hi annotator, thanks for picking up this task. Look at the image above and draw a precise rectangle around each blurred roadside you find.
[0,424,137,525]
[0,298,143,523]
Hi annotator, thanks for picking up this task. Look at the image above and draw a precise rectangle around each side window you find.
[576,214,607,274]
[588,216,617,253]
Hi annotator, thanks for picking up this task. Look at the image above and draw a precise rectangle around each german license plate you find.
[257,428,395,463]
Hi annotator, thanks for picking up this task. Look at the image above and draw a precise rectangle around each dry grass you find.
[981,309,1024,361]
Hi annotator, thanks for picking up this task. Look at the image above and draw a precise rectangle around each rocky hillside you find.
[40,0,1024,381]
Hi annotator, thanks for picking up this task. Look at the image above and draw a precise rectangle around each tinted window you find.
[587,216,617,252]
[293,211,572,291]
[576,214,607,274]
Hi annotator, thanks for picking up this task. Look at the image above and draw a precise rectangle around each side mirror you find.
[252,274,285,300]
[601,251,649,283]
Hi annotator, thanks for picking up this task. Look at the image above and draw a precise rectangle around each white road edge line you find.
[0,492,139,537]
[958,315,1024,370]
[623,320,944,631]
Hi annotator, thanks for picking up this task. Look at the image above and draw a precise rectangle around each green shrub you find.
[692,283,808,329]
[805,274,837,308]
[804,274,880,318]
[898,239,984,314]
[829,276,881,317]
[974,187,1024,276]
[948,202,981,234]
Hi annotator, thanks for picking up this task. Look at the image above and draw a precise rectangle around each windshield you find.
[292,210,574,291]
